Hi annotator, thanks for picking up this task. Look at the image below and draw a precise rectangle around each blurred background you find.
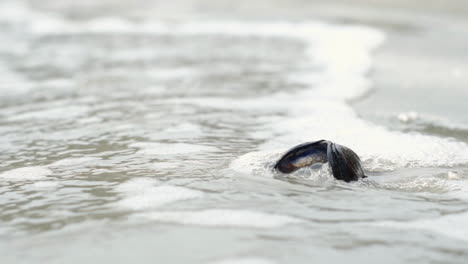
[19,0,468,139]
[1,1,468,263]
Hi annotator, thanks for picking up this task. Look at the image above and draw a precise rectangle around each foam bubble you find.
[0,166,52,181]
[397,111,420,123]
[447,171,461,180]
[116,178,204,210]
[139,209,303,228]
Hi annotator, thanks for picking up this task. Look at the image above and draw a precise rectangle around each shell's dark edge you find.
[326,142,365,182]
[274,140,365,182]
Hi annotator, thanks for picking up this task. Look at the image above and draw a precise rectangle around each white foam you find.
[116,178,204,210]
[0,166,52,181]
[0,1,29,23]
[147,123,204,140]
[447,171,461,180]
[7,105,90,121]
[382,173,465,191]
[115,178,161,193]
[258,114,468,171]
[49,157,99,168]
[375,212,468,242]
[130,142,218,156]
[31,181,61,189]
[397,111,420,123]
[139,209,303,228]
[229,151,280,176]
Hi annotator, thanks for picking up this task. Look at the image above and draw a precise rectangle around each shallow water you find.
[1,1,468,263]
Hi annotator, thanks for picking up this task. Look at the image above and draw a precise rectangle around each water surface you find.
[1,1,468,263]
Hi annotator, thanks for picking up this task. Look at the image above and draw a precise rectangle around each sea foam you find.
[0,166,52,181]
[138,209,303,228]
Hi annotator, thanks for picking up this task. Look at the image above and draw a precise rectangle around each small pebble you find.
[447,171,461,180]
[398,111,419,123]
